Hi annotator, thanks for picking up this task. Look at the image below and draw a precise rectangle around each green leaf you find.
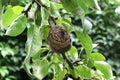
[61,18,73,32]
[87,59,94,68]
[55,69,67,80]
[69,68,79,78]
[0,66,9,77]
[89,53,106,61]
[1,47,14,57]
[52,53,64,64]
[5,14,27,36]
[61,0,86,25]
[85,0,100,10]
[94,61,113,79]
[26,24,42,57]
[41,0,50,7]
[0,2,2,13]
[40,25,50,39]
[35,10,42,26]
[54,3,63,10]
[2,6,23,27]
[50,2,60,17]
[75,31,93,54]
[52,63,61,74]
[12,6,24,15]
[24,24,43,77]
[77,65,92,78]
[67,46,78,60]
[40,7,49,27]
[32,59,49,79]
[32,48,48,60]
[61,0,87,15]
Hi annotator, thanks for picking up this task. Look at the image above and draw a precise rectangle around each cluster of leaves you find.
[87,0,120,80]
[0,32,27,80]
[0,1,30,80]
[0,0,116,80]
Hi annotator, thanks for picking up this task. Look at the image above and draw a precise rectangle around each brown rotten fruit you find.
[48,26,72,53]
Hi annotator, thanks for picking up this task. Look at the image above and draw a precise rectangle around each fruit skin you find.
[48,26,72,53]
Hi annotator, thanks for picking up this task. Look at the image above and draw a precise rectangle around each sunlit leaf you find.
[5,14,27,36]
[77,65,92,78]
[54,3,63,10]
[61,18,73,32]
[26,24,42,57]
[1,47,14,57]
[87,59,94,68]
[52,53,64,64]
[50,2,60,17]
[41,0,50,7]
[95,61,114,79]
[40,7,49,27]
[32,59,49,79]
[0,67,9,77]
[24,24,43,77]
[61,0,87,15]
[61,0,86,26]
[12,6,24,15]
[89,53,106,61]
[55,69,67,80]
[75,30,93,54]
[67,46,78,60]
[40,25,50,39]
[2,6,23,27]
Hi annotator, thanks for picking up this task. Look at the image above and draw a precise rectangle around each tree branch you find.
[63,74,81,80]
[22,0,35,17]
[34,0,49,9]
[61,53,74,69]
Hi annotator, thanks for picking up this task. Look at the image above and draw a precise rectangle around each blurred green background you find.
[0,0,120,80]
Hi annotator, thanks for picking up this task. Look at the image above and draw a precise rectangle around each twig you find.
[63,74,80,80]
[49,16,57,26]
[22,0,57,26]
[34,0,57,26]
[78,48,83,57]
[22,0,35,17]
[34,0,49,9]
[61,53,74,69]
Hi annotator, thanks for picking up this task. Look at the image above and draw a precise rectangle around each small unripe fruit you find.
[48,26,71,53]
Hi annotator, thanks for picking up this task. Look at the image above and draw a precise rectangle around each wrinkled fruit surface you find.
[48,26,71,53]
